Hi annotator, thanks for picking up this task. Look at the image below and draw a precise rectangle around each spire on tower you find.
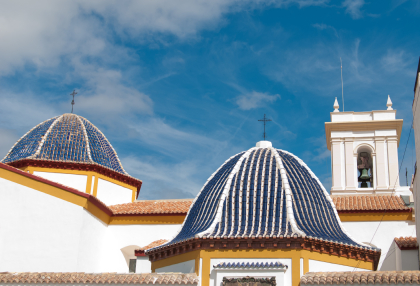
[387,95,393,110]
[333,97,340,112]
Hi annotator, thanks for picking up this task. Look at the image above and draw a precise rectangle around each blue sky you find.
[0,0,419,199]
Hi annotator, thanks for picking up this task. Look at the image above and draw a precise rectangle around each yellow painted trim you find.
[0,167,86,208]
[132,189,136,202]
[27,166,137,193]
[85,174,92,194]
[339,212,412,221]
[201,256,210,286]
[170,248,373,286]
[151,250,200,274]
[84,200,111,224]
[1,166,186,225]
[109,215,186,225]
[93,175,98,197]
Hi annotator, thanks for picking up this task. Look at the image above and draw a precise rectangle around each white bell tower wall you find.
[325,97,407,195]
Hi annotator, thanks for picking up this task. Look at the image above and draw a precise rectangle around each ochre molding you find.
[338,211,412,221]
[110,214,186,225]
[325,120,403,150]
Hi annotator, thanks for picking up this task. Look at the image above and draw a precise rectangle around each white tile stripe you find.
[279,149,369,247]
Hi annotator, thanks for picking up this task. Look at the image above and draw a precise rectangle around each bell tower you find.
[325,96,408,195]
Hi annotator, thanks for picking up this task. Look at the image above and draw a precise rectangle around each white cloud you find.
[129,117,221,157]
[122,156,201,199]
[0,0,337,76]
[236,91,280,110]
[380,50,412,74]
[71,62,154,116]
[342,0,365,19]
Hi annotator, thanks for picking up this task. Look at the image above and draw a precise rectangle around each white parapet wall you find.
[0,175,183,273]
[33,171,87,193]
[97,178,133,205]
[0,177,104,272]
[341,220,416,270]
[308,260,367,272]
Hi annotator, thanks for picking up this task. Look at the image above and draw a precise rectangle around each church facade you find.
[0,96,418,286]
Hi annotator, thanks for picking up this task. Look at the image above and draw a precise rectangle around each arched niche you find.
[120,245,141,272]
[354,144,375,188]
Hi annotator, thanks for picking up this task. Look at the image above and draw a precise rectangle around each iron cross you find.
[70,90,77,113]
[258,114,272,140]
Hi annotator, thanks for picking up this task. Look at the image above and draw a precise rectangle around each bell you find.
[360,168,370,180]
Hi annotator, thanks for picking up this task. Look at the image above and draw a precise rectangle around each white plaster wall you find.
[97,224,182,273]
[33,171,87,193]
[0,177,102,272]
[0,174,185,273]
[213,269,285,286]
[136,256,151,274]
[97,178,132,206]
[156,260,195,273]
[341,220,415,270]
[76,210,108,272]
[308,260,367,272]
[209,258,291,286]
[398,248,419,270]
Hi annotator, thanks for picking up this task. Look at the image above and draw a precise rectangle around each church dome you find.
[148,141,373,252]
[1,113,127,175]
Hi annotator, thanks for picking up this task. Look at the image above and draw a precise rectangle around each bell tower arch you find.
[325,96,408,195]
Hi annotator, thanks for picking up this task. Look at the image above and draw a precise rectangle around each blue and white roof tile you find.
[213,261,288,269]
[1,113,127,175]
[147,142,377,253]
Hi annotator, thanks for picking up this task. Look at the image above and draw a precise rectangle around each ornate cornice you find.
[325,120,403,150]
[7,159,142,196]
[146,236,381,270]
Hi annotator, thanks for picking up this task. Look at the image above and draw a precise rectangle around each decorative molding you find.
[146,236,381,271]
[223,277,276,286]
[325,120,403,150]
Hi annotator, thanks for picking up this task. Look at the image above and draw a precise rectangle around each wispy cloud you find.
[342,0,365,19]
[312,23,339,38]
[122,156,200,199]
[236,91,280,110]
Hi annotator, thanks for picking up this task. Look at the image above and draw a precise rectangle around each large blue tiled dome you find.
[149,141,372,252]
[1,113,127,175]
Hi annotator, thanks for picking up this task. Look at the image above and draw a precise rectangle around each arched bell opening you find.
[356,146,374,188]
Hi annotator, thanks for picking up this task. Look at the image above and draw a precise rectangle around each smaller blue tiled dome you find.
[1,113,127,175]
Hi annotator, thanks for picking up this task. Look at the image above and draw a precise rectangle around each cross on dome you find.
[258,114,272,140]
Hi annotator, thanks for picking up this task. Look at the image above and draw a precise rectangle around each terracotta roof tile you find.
[109,199,193,215]
[140,239,168,251]
[331,195,409,212]
[395,237,418,250]
[301,271,420,285]
[0,273,199,284]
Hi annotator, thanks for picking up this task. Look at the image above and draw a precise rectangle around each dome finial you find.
[387,95,393,110]
[333,97,339,112]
